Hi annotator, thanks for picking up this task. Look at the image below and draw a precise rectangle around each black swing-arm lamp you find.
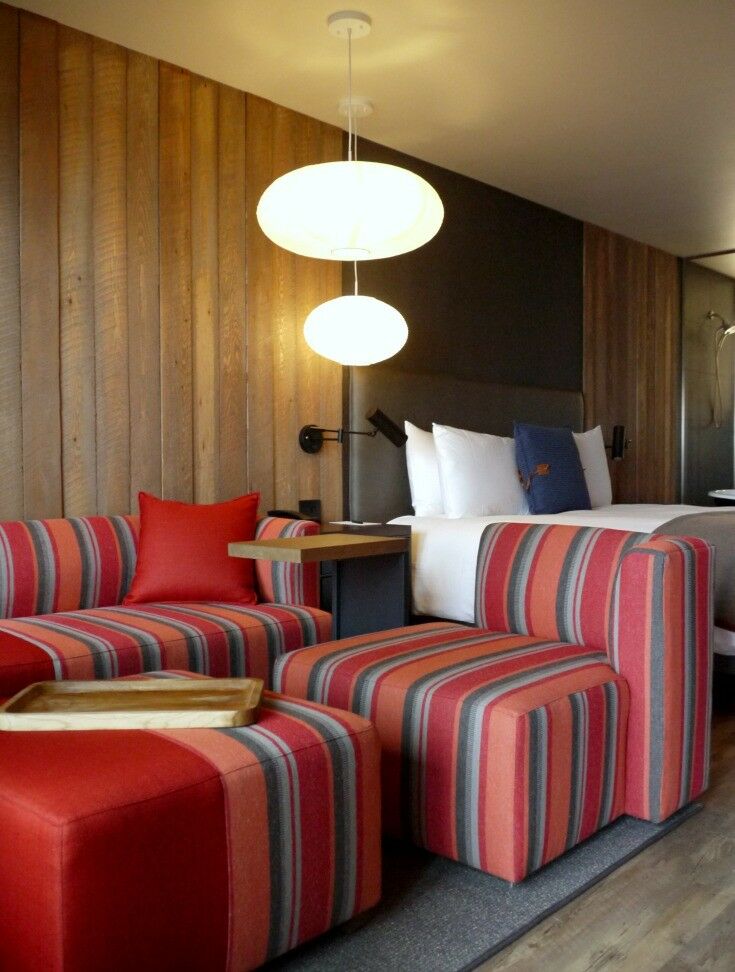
[299,408,407,454]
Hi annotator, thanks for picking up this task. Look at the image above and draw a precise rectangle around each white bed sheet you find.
[390,503,712,625]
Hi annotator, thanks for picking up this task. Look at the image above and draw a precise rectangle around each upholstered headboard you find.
[347,366,584,523]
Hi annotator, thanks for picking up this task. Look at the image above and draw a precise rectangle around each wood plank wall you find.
[583,223,681,503]
[0,5,343,522]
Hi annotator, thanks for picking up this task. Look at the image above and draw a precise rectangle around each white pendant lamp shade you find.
[257,160,444,261]
[304,295,408,366]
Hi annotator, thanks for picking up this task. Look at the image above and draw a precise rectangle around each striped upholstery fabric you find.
[0,514,320,620]
[0,513,327,698]
[0,600,331,698]
[0,680,381,971]
[0,515,139,619]
[475,522,713,822]
[611,535,713,822]
[274,622,629,882]
[475,522,646,651]
[254,516,320,607]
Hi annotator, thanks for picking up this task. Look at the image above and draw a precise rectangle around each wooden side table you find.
[229,531,411,639]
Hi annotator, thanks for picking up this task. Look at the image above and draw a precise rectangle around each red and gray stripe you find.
[219,698,362,960]
[453,652,611,868]
[0,601,329,687]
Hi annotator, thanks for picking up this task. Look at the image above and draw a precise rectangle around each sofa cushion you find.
[0,515,139,619]
[0,601,331,698]
[124,492,260,605]
[274,622,628,882]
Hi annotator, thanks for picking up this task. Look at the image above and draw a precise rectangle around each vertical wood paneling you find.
[159,62,193,501]
[191,75,219,503]
[317,126,344,522]
[59,26,96,516]
[245,96,344,520]
[19,12,61,518]
[583,223,680,503]
[93,38,128,513]
[0,5,23,519]
[127,51,160,509]
[0,4,343,522]
[272,105,300,512]
[653,250,680,501]
[245,94,276,510]
[292,113,320,509]
[217,86,247,501]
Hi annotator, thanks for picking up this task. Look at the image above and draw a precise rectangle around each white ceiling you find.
[11,0,735,259]
[694,253,735,279]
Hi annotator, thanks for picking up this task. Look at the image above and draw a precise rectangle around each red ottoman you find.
[0,690,381,971]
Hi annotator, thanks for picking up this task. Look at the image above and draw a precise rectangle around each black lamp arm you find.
[298,424,377,454]
[299,408,406,454]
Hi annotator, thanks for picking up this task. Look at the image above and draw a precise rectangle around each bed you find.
[347,366,735,659]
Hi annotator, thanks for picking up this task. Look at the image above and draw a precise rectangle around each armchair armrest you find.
[254,516,320,607]
[610,536,713,822]
[475,523,714,822]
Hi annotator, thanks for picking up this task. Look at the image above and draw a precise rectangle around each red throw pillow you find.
[123,491,260,605]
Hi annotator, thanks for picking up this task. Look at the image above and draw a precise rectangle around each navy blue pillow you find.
[514,422,591,514]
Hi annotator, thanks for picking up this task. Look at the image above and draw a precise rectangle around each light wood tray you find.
[0,678,263,731]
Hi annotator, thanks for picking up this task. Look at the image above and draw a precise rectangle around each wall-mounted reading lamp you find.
[606,425,629,461]
[299,408,407,454]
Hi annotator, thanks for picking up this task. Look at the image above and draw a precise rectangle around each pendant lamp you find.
[256,11,444,261]
[304,294,408,366]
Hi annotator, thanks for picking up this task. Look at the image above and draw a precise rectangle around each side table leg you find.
[331,552,410,639]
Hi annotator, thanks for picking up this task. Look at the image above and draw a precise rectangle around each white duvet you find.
[390,503,712,625]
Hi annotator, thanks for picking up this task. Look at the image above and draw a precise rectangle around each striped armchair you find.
[275,521,713,882]
[0,514,330,699]
[475,522,713,823]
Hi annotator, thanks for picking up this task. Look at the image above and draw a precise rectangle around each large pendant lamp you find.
[256,13,443,262]
[257,159,443,261]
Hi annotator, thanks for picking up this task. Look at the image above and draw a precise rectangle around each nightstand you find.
[229,529,411,639]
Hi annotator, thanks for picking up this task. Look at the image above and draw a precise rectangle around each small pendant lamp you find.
[304,294,408,366]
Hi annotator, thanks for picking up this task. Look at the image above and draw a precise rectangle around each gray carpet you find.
[271,805,700,972]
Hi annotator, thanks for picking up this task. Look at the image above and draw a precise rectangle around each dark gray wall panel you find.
[348,366,583,523]
[344,139,583,392]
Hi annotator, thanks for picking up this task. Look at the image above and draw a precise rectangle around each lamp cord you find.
[347,27,353,161]
[345,22,359,297]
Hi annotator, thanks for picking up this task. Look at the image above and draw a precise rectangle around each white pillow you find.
[433,423,529,517]
[404,421,443,516]
[573,426,612,508]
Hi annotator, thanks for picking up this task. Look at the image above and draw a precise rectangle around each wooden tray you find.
[0,678,264,731]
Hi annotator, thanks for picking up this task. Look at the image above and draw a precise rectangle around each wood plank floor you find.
[485,680,735,971]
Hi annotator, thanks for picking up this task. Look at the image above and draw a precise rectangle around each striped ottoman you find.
[274,623,630,883]
[0,684,381,972]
